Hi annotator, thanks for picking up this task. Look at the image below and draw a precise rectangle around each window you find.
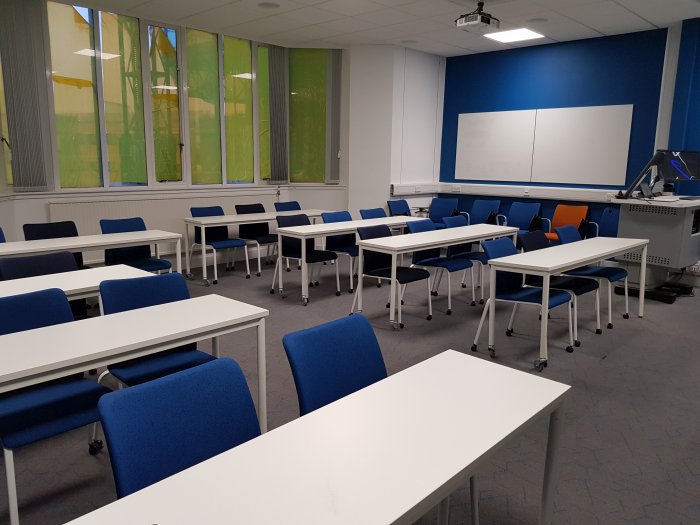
[223,36,253,184]
[0,54,11,186]
[257,45,270,182]
[289,48,327,183]
[186,29,222,185]
[47,2,102,188]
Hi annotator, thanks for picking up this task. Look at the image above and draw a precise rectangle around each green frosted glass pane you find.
[289,48,327,183]
[149,25,181,182]
[257,46,270,181]
[48,2,102,188]
[223,36,253,184]
[187,29,221,185]
[101,12,147,186]
[0,54,11,185]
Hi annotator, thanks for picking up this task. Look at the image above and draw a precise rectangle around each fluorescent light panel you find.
[484,28,544,43]
[74,49,121,60]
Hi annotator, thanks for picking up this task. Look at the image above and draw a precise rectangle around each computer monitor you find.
[656,150,700,182]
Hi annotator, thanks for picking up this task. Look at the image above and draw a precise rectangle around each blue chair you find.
[98,273,216,388]
[359,208,387,219]
[272,214,339,301]
[519,230,601,346]
[428,197,459,229]
[471,237,574,360]
[406,220,473,315]
[0,251,87,319]
[442,214,490,305]
[99,358,260,498]
[352,225,432,327]
[274,201,301,212]
[596,206,617,238]
[23,221,86,269]
[190,206,249,284]
[556,225,629,329]
[464,199,501,225]
[0,289,111,524]
[387,199,411,217]
[235,203,278,277]
[322,211,358,293]
[283,314,387,415]
[0,227,4,243]
[100,217,172,273]
[503,202,542,236]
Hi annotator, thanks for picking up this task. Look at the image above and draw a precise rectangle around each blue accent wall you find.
[440,30,668,189]
[670,18,700,150]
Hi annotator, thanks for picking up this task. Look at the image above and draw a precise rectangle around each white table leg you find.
[211,336,220,357]
[257,318,267,433]
[201,226,208,283]
[437,496,450,525]
[539,274,550,364]
[540,408,564,525]
[389,253,397,327]
[638,244,647,318]
[175,238,182,274]
[301,236,308,305]
[357,246,364,312]
[185,223,191,276]
[277,233,284,294]
[487,265,496,352]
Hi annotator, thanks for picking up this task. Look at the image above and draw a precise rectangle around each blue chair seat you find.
[123,258,172,273]
[0,378,110,449]
[416,257,473,272]
[497,287,572,309]
[304,250,338,264]
[565,266,627,282]
[453,251,489,264]
[108,347,216,387]
[331,245,358,257]
[434,223,446,230]
[525,275,599,296]
[242,233,277,245]
[209,238,247,251]
[366,266,430,284]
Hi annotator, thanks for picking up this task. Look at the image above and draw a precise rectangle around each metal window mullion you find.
[41,0,61,190]
[252,41,260,185]
[179,25,190,186]
[92,9,109,188]
[284,47,290,184]
[140,20,156,187]
[219,33,226,185]
[324,50,332,184]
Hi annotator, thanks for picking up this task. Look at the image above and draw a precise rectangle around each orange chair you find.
[544,205,589,241]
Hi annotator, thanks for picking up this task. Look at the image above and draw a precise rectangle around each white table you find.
[183,209,327,284]
[355,224,519,327]
[487,237,649,370]
[65,350,570,525]
[0,294,269,432]
[275,216,425,305]
[0,265,152,300]
[0,231,182,273]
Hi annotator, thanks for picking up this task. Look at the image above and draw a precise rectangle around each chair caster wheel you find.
[534,359,547,372]
[574,340,581,347]
[471,344,477,352]
[461,283,467,288]
[348,289,354,294]
[213,280,218,285]
[335,291,341,296]
[505,328,513,337]
[269,289,275,294]
[446,309,452,315]
[88,440,103,455]
[401,300,404,305]
[478,299,484,305]
[470,301,476,306]
[224,267,230,272]
[431,291,438,296]
[566,345,574,353]
[204,280,211,287]
[488,346,496,358]
[298,266,302,270]
[314,281,319,286]
[309,282,315,287]
[623,313,629,319]
[302,298,309,306]
[399,323,405,329]
[286,268,291,272]
[607,322,613,329]
[386,302,390,308]
[256,272,261,277]
[426,315,432,320]
[595,328,602,334]
[185,273,195,280]
[377,283,382,288]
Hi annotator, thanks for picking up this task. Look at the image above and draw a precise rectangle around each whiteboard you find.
[530,104,632,186]
[455,110,536,182]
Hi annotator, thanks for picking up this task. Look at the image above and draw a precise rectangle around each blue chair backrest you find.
[0,288,73,335]
[359,208,386,219]
[482,237,523,293]
[356,225,392,273]
[471,200,501,224]
[100,273,190,314]
[321,211,355,251]
[277,214,312,258]
[283,315,387,415]
[442,214,472,257]
[387,199,411,217]
[98,358,261,498]
[0,227,4,243]
[675,180,700,196]
[518,230,550,252]
[274,201,301,212]
[0,251,77,281]
[100,217,150,265]
[406,220,440,263]
[555,225,582,244]
[507,202,541,231]
[190,206,229,244]
[24,221,84,268]
[597,206,617,237]
[235,203,270,239]
[428,198,458,225]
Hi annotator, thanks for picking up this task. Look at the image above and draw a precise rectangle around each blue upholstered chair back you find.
[283,314,387,415]
[507,202,541,231]
[190,206,229,245]
[277,214,312,258]
[443,215,467,228]
[442,214,473,257]
[357,225,393,273]
[100,217,150,265]
[597,206,616,237]
[0,288,73,335]
[100,273,190,315]
[0,227,4,243]
[555,225,583,244]
[518,230,550,252]
[98,358,261,498]
[471,200,501,224]
[321,211,355,251]
[234,203,270,239]
[406,219,440,263]
[23,221,84,268]
[0,251,77,281]
[274,201,301,212]
[387,199,411,216]
[359,208,387,219]
[482,237,522,294]
[428,197,458,225]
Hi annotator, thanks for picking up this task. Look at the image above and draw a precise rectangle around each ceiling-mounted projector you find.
[455,1,500,32]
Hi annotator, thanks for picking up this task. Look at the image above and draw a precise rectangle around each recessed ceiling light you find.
[527,17,548,23]
[258,2,280,8]
[401,40,417,44]
[484,28,544,43]
[233,73,253,79]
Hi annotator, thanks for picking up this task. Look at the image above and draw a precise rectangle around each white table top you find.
[0,230,182,258]
[358,224,518,253]
[277,215,425,237]
[0,265,152,299]
[184,209,327,226]
[489,237,648,273]
[0,295,268,394]
[66,350,570,525]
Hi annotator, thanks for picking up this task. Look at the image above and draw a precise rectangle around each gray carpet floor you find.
[0,261,698,525]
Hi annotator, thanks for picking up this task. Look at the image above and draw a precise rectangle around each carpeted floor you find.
[1,261,698,525]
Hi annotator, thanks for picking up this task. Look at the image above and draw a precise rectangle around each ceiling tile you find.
[399,0,466,17]
[614,0,700,27]
[318,0,386,16]
[182,4,267,30]
[557,1,655,33]
[317,17,380,34]
[130,0,233,21]
[270,23,343,41]
[354,7,420,25]
[533,20,602,41]
[388,18,453,35]
[282,6,344,23]
[226,13,310,36]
